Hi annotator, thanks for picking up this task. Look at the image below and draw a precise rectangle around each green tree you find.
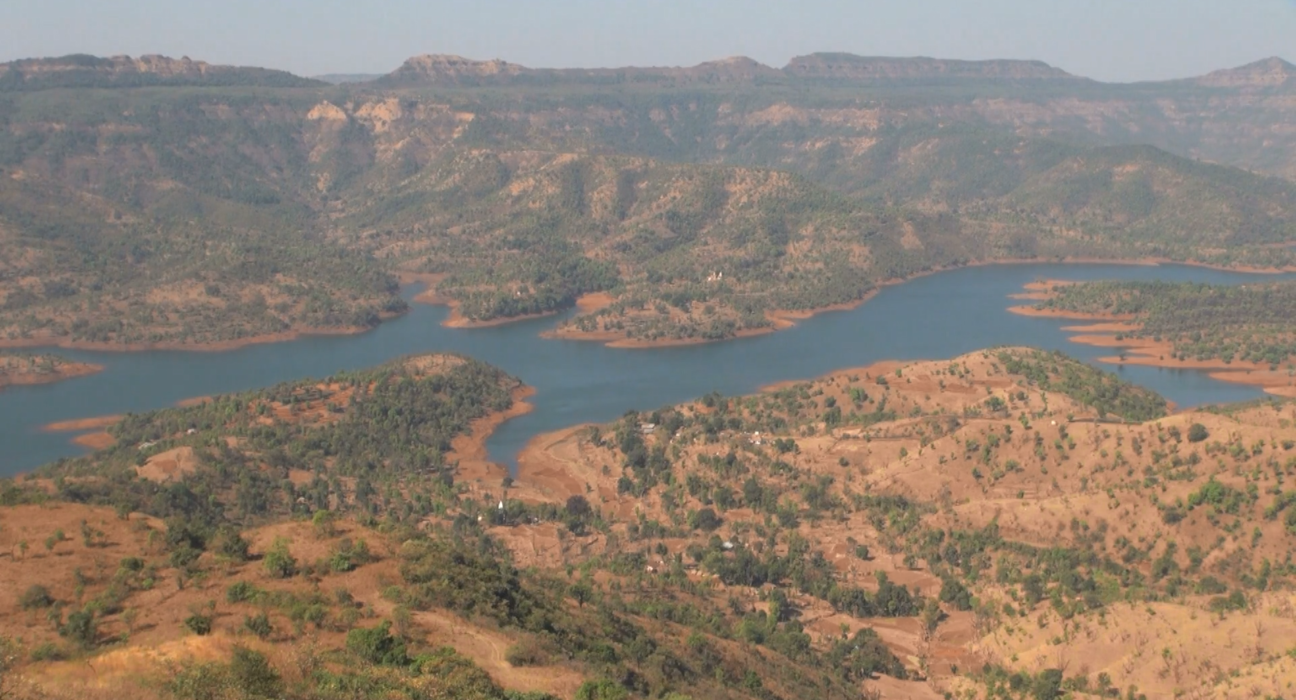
[1031,668,1064,700]
[262,537,297,579]
[688,507,723,532]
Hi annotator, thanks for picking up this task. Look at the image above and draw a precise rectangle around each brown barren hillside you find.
[503,349,1296,698]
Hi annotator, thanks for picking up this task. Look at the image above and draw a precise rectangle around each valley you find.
[2,48,1296,700]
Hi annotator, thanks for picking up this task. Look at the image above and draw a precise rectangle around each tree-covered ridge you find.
[367,154,972,341]
[45,353,518,492]
[994,348,1168,421]
[1036,280,1296,367]
[350,141,1296,343]
[1005,145,1296,253]
[0,88,407,346]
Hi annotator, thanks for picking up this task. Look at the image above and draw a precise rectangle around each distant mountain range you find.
[0,54,324,90]
[8,52,1292,90]
[1,51,1294,348]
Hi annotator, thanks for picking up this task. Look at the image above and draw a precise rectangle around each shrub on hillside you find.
[19,584,54,610]
[1188,423,1209,443]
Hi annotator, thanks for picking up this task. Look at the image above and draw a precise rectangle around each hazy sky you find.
[2,0,1294,82]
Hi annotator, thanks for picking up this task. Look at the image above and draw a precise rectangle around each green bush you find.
[826,628,907,681]
[167,646,282,700]
[329,538,374,573]
[505,636,555,667]
[226,580,261,604]
[346,621,408,666]
[166,660,232,700]
[184,613,214,636]
[687,507,723,532]
[1187,423,1209,443]
[229,646,282,698]
[244,613,273,639]
[214,527,251,562]
[1208,590,1248,613]
[574,679,628,700]
[29,642,65,661]
[19,584,54,610]
[59,608,97,647]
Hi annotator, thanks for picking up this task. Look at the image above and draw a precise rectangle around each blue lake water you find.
[2,263,1291,476]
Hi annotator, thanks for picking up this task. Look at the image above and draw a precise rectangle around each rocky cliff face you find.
[380,54,529,85]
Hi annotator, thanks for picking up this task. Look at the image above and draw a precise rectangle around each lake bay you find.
[2,262,1290,476]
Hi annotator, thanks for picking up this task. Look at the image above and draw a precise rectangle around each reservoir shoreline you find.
[4,261,1296,476]
[3,256,1293,354]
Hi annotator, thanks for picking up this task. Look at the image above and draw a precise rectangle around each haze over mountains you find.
[1,50,1295,348]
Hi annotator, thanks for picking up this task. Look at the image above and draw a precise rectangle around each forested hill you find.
[2,52,1296,346]
[1034,280,1296,367]
[40,353,520,484]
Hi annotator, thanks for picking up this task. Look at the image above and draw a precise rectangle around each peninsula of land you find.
[0,353,102,391]
[1011,278,1296,397]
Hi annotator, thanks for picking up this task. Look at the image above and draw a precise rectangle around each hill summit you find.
[1196,56,1296,88]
